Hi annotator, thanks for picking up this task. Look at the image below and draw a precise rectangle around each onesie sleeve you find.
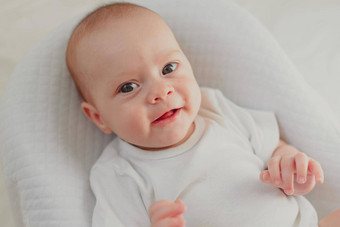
[200,88,280,164]
[243,108,280,163]
[90,141,151,227]
[90,168,125,227]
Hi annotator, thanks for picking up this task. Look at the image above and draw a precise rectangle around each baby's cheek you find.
[120,118,147,144]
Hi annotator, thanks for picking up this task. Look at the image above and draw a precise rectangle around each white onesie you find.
[90,87,318,227]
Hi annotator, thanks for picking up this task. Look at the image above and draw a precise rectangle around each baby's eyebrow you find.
[162,50,182,60]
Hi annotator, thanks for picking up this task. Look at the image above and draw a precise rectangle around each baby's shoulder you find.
[91,138,122,171]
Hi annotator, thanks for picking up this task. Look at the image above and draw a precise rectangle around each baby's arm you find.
[260,140,324,195]
[149,199,186,227]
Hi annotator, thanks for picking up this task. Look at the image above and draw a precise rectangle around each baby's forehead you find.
[85,6,161,35]
[77,10,176,57]
[77,13,170,63]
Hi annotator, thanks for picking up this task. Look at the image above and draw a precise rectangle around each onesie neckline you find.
[117,116,205,160]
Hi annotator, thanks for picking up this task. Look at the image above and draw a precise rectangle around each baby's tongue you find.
[158,110,175,120]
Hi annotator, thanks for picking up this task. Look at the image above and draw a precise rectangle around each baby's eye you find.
[162,63,178,75]
[119,82,139,93]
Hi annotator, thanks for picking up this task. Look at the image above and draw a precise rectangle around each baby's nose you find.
[147,83,174,104]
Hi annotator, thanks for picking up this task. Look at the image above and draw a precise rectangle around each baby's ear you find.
[81,102,113,134]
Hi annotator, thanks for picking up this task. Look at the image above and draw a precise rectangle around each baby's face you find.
[76,11,201,150]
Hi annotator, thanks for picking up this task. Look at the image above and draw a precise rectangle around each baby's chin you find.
[135,122,195,151]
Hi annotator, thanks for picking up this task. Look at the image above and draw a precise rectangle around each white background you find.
[1,0,339,226]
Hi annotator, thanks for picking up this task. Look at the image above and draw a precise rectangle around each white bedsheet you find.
[0,0,339,226]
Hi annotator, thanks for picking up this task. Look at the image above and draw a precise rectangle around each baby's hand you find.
[260,141,324,196]
[149,199,186,227]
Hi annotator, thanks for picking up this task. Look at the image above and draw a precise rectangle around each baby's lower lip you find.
[153,108,180,124]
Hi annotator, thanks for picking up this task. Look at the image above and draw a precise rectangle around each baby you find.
[66,2,339,227]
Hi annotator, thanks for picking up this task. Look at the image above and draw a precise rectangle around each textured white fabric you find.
[91,88,318,227]
[0,0,339,226]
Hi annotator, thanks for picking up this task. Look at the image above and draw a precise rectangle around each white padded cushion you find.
[0,0,339,226]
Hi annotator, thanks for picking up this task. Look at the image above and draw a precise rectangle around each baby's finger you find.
[308,159,324,184]
[149,200,185,224]
[295,152,308,184]
[153,215,185,227]
[281,158,295,195]
[149,200,169,218]
[267,156,282,186]
[260,170,271,183]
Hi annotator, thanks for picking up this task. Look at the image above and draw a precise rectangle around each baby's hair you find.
[66,2,150,102]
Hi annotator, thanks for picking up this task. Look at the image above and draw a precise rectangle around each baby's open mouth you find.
[154,109,179,123]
